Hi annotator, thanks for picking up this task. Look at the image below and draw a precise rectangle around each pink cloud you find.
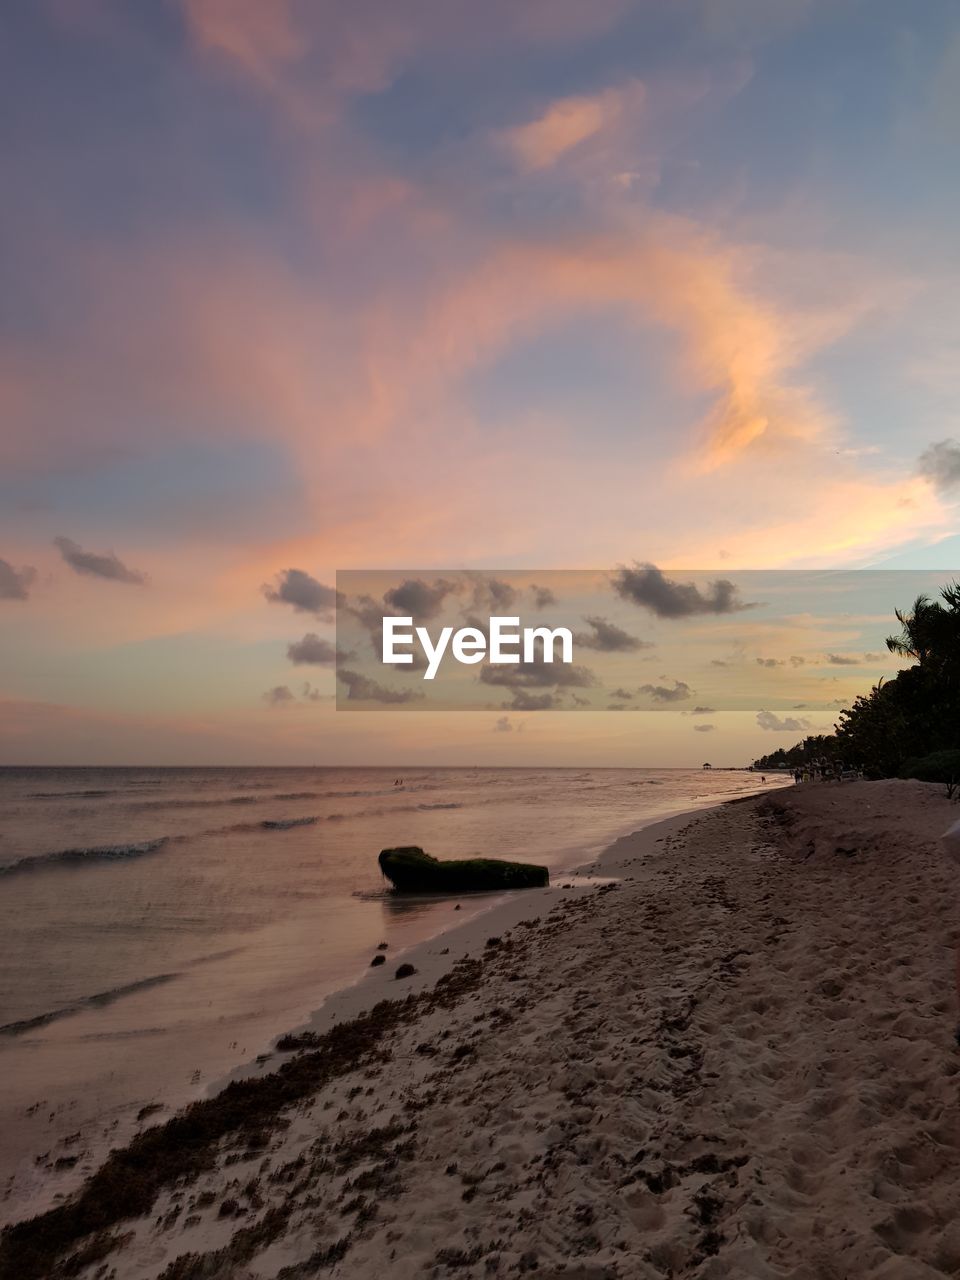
[499,81,648,171]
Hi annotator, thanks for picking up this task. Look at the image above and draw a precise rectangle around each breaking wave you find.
[0,837,170,876]
[28,789,117,799]
[0,972,180,1036]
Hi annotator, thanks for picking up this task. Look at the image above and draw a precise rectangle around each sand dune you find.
[3,779,960,1279]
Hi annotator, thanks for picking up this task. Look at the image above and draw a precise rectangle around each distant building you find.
[702,762,712,770]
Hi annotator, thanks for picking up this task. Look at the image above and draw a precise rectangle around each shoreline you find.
[0,783,777,1232]
[215,790,775,1102]
[15,776,950,1279]
[0,800,715,1280]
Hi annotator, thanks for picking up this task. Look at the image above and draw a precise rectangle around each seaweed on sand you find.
[0,957,488,1280]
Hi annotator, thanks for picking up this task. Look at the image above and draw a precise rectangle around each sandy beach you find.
[4,778,960,1280]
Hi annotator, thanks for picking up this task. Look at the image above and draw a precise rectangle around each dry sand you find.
[4,779,960,1280]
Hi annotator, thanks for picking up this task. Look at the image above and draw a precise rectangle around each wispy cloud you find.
[263,684,296,706]
[499,80,646,171]
[54,537,146,585]
[638,680,692,703]
[756,709,810,732]
[504,689,559,711]
[574,615,650,652]
[479,661,596,690]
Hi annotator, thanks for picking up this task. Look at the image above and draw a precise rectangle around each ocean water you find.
[0,765,779,1217]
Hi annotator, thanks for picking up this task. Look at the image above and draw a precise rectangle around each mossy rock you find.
[378,846,549,893]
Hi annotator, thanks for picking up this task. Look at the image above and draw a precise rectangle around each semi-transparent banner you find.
[334,568,956,712]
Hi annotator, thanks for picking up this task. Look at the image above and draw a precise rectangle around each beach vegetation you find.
[899,749,960,799]
[754,582,960,779]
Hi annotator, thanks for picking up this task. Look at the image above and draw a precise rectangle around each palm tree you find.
[885,583,960,668]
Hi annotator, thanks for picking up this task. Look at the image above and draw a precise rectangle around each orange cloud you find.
[0,210,908,511]
[500,81,647,171]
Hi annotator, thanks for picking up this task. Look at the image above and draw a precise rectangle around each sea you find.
[0,764,781,1220]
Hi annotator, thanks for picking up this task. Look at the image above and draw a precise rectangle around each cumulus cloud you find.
[54,536,146,585]
[694,723,715,732]
[264,681,330,706]
[0,558,37,601]
[756,657,783,668]
[638,680,691,703]
[337,669,424,703]
[612,564,754,618]
[610,687,634,700]
[789,655,806,667]
[494,715,514,732]
[480,661,596,689]
[574,615,650,652]
[691,705,715,715]
[825,653,860,666]
[504,690,558,711]
[263,684,295,706]
[383,576,458,620]
[756,709,811,732]
[917,439,960,492]
[262,569,336,617]
[467,574,516,613]
[287,633,351,665]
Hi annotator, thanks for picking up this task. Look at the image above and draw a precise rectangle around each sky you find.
[1,0,959,765]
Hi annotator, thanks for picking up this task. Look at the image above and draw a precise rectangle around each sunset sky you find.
[2,0,959,765]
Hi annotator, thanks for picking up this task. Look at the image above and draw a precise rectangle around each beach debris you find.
[378,846,548,893]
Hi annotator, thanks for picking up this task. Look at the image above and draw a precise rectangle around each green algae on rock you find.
[378,846,548,893]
